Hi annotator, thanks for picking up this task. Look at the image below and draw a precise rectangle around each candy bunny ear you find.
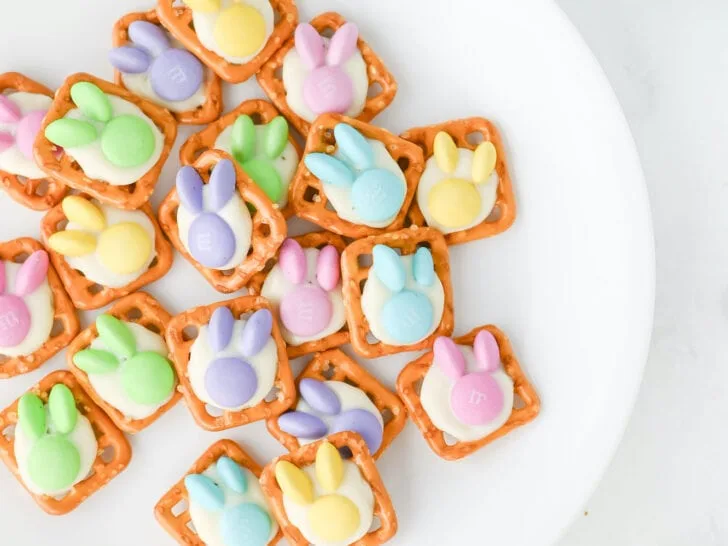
[231,114,255,165]
[316,245,340,291]
[208,306,234,352]
[70,82,112,123]
[433,131,458,174]
[14,250,48,297]
[299,378,341,415]
[183,0,221,11]
[45,118,97,148]
[128,21,170,57]
[184,474,224,511]
[73,348,120,375]
[18,393,45,440]
[96,314,136,360]
[108,46,151,74]
[264,116,289,159]
[239,308,273,357]
[315,441,344,492]
[216,456,248,494]
[434,337,466,380]
[208,159,237,211]
[472,141,497,184]
[0,96,21,123]
[48,384,78,435]
[0,132,14,154]
[47,230,97,258]
[326,22,359,67]
[304,153,354,187]
[176,166,204,214]
[62,196,106,231]
[275,460,313,505]
[279,238,306,285]
[333,123,373,170]
[412,247,435,287]
[473,330,501,372]
[372,244,405,292]
[295,23,325,69]
[278,411,328,438]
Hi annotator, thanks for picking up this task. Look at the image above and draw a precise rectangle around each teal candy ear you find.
[264,116,289,159]
[185,474,225,511]
[372,244,406,292]
[231,115,255,164]
[304,153,354,187]
[18,393,45,440]
[333,123,374,170]
[73,349,120,374]
[96,314,136,359]
[216,456,248,494]
[48,384,78,435]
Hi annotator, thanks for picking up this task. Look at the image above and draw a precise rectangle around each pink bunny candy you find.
[0,95,48,159]
[0,250,49,348]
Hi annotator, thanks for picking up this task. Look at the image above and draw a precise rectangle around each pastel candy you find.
[381,289,434,344]
[62,196,105,231]
[15,110,46,159]
[316,245,340,291]
[14,250,48,297]
[0,96,21,123]
[241,159,282,203]
[372,245,404,292]
[217,456,247,493]
[18,394,45,440]
[303,65,353,115]
[71,82,112,123]
[121,352,175,405]
[128,21,170,56]
[351,168,404,223]
[304,153,354,187]
[48,384,77,435]
[326,23,359,66]
[208,306,234,352]
[100,114,155,168]
[205,357,257,408]
[428,178,482,228]
[450,372,505,426]
[0,132,13,153]
[413,247,435,287]
[96,314,135,359]
[434,337,465,380]
[213,3,266,57]
[185,474,224,511]
[108,46,151,74]
[315,441,344,492]
[264,116,289,159]
[27,435,80,492]
[433,131,458,174]
[279,285,332,337]
[295,23,324,69]
[97,222,152,275]
[208,159,236,210]
[278,411,327,439]
[334,123,372,170]
[279,238,306,284]
[239,309,272,357]
[472,141,497,183]
[473,330,501,372]
[188,212,236,267]
[45,118,97,148]
[150,49,204,101]
[330,408,383,454]
[309,495,360,542]
[299,378,341,415]
[73,349,120,374]
[0,294,31,347]
[275,461,313,504]
[220,503,272,546]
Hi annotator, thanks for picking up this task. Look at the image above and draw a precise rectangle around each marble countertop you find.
[557,0,727,543]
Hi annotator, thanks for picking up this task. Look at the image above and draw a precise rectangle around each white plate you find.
[0,1,654,545]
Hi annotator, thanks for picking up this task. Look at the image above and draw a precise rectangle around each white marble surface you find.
[557,0,728,544]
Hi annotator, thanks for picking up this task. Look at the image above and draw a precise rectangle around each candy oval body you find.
[350,168,404,223]
[187,212,236,268]
[380,289,434,344]
[204,357,257,408]
[150,49,204,101]
[427,178,482,228]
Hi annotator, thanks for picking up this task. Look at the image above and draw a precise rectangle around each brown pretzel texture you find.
[33,72,177,210]
[0,238,79,379]
[257,12,398,137]
[289,114,424,238]
[0,72,67,210]
[66,292,181,434]
[247,231,350,358]
[179,99,302,218]
[40,195,174,310]
[396,325,540,461]
[158,149,287,293]
[260,431,398,546]
[341,227,455,358]
[156,0,298,84]
[401,117,516,245]
[266,349,407,459]
[165,295,295,431]
[112,8,223,125]
[0,370,132,515]
[155,439,284,545]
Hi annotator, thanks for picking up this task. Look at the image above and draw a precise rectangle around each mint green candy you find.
[48,384,77,435]
[264,116,289,159]
[45,118,97,148]
[121,352,174,405]
[18,394,45,440]
[73,349,119,374]
[27,436,80,492]
[101,115,155,168]
[242,158,283,203]
[96,314,135,359]
[231,114,255,164]
[71,82,112,123]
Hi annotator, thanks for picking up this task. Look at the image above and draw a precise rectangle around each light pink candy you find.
[316,245,340,291]
[0,96,21,123]
[0,294,31,347]
[279,239,306,285]
[450,372,505,426]
[279,285,332,336]
[0,261,5,293]
[473,330,500,372]
[0,132,13,154]
[295,23,324,70]
[326,23,359,66]
[434,336,465,380]
[303,66,353,115]
[15,110,46,159]
[14,250,48,297]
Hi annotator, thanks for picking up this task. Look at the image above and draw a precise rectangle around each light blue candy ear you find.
[413,247,435,287]
[372,245,405,292]
[184,474,224,511]
[333,123,373,170]
[304,153,354,187]
[216,456,248,494]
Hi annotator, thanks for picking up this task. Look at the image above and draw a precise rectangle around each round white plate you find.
[0,1,654,545]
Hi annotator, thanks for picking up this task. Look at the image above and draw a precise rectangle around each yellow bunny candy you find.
[61,195,105,231]
[214,3,267,57]
[183,0,221,12]
[316,440,344,492]
[472,141,497,183]
[433,131,459,174]
[276,460,314,505]
[47,231,96,256]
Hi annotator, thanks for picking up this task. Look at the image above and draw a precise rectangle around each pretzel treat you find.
[111,8,223,125]
[0,238,79,379]
[155,439,283,546]
[66,292,181,434]
[341,227,454,358]
[179,99,302,218]
[247,232,349,359]
[290,114,423,238]
[40,195,174,310]
[260,432,397,546]
[402,117,516,245]
[267,349,407,460]
[34,73,177,210]
[165,295,295,431]
[0,370,132,514]
[397,325,540,461]
[257,12,398,137]
[158,150,286,293]
[156,0,298,84]
[0,72,66,210]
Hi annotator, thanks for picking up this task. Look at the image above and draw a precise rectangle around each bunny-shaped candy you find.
[0,95,50,178]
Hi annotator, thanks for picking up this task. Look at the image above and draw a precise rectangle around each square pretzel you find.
[0,238,79,378]
[158,149,287,293]
[247,231,350,358]
[33,72,177,210]
[0,370,132,515]
[289,114,424,238]
[165,295,295,431]
[66,292,182,434]
[341,226,455,358]
[266,349,407,459]
[257,11,398,137]
[401,117,516,245]
[40,195,174,310]
[396,325,540,461]
[179,99,302,219]
[112,8,223,125]
[0,72,67,210]
[156,0,298,84]
[259,431,398,546]
[155,438,284,545]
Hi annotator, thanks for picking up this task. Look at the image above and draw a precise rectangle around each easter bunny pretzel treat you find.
[247,233,349,359]
[165,296,295,431]
[66,292,181,434]
[156,0,298,84]
[402,117,516,245]
[34,73,177,210]
[158,150,286,293]
[290,114,423,238]
[397,326,540,461]
[156,439,283,546]
[267,349,407,460]
[40,194,173,310]
[0,72,66,210]
[341,227,454,358]
[110,9,223,125]
[260,432,398,546]
[0,238,79,379]
[0,370,131,514]
[180,99,301,217]
[258,12,397,136]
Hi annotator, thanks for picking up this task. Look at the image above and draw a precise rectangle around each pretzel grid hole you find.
[2,424,15,440]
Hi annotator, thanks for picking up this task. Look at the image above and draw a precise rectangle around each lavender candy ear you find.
[208,306,235,352]
[278,411,328,439]
[239,309,273,357]
[208,159,237,211]
[176,166,204,213]
[128,20,170,57]
[299,378,341,415]
[331,408,383,455]
[108,46,151,74]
